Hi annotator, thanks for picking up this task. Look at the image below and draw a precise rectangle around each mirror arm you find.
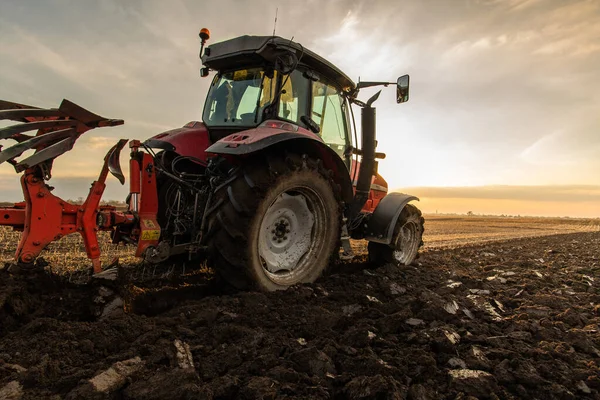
[356,81,395,89]
[347,146,386,159]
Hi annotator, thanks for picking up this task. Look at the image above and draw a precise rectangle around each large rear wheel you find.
[205,155,341,291]
[368,204,424,267]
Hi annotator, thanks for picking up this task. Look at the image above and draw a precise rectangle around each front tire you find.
[205,154,341,291]
[368,204,424,267]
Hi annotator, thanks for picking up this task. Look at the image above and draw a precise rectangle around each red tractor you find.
[0,31,424,291]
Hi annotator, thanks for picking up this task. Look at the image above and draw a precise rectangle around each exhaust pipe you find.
[348,91,381,220]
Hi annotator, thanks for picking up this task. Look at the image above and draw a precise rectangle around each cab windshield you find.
[202,67,278,127]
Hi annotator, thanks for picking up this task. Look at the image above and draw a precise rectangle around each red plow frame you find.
[0,99,158,272]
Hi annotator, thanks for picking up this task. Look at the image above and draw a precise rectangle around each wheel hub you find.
[271,219,290,242]
[258,192,315,274]
[393,221,421,265]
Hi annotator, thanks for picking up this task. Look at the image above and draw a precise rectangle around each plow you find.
[0,30,424,291]
[0,100,131,272]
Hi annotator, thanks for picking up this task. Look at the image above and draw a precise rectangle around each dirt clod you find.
[449,369,498,398]
[71,356,144,398]
[173,339,194,370]
[0,380,23,400]
[344,375,406,399]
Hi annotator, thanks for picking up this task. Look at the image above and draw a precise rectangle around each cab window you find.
[203,68,277,126]
[277,69,309,125]
[311,81,349,157]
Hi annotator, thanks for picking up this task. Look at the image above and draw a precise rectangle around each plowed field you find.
[0,217,599,399]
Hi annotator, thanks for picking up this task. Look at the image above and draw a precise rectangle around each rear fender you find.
[365,192,419,244]
[206,132,353,204]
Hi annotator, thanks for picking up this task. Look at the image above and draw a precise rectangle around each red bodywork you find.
[126,141,161,258]
[350,160,388,213]
[217,121,319,145]
[368,174,388,212]
[146,120,317,157]
[148,121,212,166]
[148,119,387,211]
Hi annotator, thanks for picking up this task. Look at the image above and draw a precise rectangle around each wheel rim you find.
[392,220,421,265]
[258,187,327,285]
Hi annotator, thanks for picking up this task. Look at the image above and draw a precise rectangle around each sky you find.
[0,0,599,217]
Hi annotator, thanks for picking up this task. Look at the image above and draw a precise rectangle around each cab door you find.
[310,81,352,167]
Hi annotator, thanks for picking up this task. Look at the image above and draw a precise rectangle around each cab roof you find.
[202,35,356,92]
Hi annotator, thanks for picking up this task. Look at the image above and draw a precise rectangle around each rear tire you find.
[205,154,341,291]
[368,204,424,267]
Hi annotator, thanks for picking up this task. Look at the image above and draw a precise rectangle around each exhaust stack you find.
[348,91,381,220]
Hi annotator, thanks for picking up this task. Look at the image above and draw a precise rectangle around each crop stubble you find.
[1,215,597,274]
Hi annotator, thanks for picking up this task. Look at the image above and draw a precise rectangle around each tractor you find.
[0,30,424,291]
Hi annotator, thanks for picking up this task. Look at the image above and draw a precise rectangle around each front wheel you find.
[368,204,424,267]
[205,155,341,291]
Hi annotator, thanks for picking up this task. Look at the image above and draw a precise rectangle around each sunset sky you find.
[0,0,598,217]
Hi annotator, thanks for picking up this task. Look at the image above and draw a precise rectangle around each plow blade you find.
[0,128,77,165]
[14,136,77,172]
[0,99,123,171]
[0,120,80,140]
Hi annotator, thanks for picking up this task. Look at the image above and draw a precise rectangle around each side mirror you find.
[396,74,410,103]
[200,67,210,77]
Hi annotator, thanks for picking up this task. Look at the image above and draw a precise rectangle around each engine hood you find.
[143,121,212,165]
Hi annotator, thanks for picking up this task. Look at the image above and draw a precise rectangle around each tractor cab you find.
[201,36,356,161]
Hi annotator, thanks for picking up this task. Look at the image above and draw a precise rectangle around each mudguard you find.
[364,192,419,245]
[207,131,354,204]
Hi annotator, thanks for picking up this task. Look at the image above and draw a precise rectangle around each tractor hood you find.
[143,121,212,165]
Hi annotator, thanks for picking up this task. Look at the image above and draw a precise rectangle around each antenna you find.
[273,8,278,36]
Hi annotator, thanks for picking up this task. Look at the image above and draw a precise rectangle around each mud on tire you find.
[368,203,424,267]
[205,154,341,291]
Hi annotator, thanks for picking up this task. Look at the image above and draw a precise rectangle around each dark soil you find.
[0,232,599,399]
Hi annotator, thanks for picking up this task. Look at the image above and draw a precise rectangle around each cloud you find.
[520,131,572,165]
[403,185,600,203]
[0,25,141,91]
[401,184,600,217]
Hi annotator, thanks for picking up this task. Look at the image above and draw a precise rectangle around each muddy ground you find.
[0,231,599,399]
